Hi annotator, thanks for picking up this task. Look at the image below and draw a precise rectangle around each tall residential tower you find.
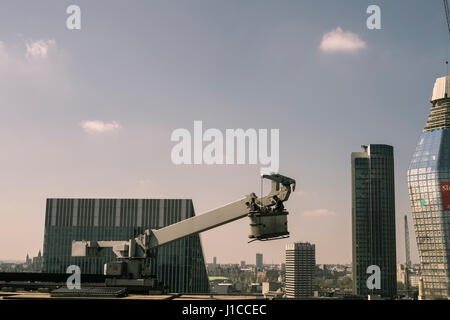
[408,75,450,299]
[256,253,263,270]
[351,144,397,298]
[285,242,315,298]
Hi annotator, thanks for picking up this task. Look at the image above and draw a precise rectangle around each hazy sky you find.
[0,1,449,265]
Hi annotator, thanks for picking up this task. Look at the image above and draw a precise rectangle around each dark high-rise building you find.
[42,198,210,293]
[285,242,315,298]
[408,76,450,299]
[256,253,263,270]
[351,144,397,298]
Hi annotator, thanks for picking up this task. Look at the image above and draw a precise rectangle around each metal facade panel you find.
[42,198,209,293]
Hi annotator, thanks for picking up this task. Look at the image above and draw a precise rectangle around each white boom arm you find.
[150,197,249,248]
[72,174,296,259]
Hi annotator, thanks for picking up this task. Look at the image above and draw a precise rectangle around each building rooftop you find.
[424,76,450,132]
[431,75,450,102]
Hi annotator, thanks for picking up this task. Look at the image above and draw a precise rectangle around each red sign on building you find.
[441,182,450,211]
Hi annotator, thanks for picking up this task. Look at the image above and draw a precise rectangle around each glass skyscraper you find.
[408,75,450,299]
[42,198,210,293]
[351,144,397,298]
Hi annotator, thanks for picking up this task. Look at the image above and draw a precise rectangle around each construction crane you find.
[404,214,411,298]
[71,173,296,292]
[444,0,450,37]
[444,0,450,75]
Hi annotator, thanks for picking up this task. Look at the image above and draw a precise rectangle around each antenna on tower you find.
[444,0,450,75]
[404,214,411,298]
[444,0,450,36]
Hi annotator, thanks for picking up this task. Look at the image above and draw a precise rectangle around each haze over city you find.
[0,0,449,265]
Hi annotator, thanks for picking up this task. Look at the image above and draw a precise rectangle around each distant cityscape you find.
[0,250,421,299]
[0,252,42,273]
[1,76,450,300]
[205,251,420,299]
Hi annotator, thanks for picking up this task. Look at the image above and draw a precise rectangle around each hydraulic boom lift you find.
[71,173,296,292]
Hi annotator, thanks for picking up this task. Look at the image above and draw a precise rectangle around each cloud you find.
[303,209,336,217]
[80,120,121,134]
[319,27,366,53]
[0,38,70,96]
[25,39,56,60]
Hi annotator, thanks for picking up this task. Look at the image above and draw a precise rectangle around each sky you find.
[0,0,449,265]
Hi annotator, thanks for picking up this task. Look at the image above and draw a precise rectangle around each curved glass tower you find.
[408,76,450,299]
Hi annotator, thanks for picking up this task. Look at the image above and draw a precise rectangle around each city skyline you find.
[1,1,449,265]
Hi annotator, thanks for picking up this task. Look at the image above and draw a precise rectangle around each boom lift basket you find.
[248,210,289,241]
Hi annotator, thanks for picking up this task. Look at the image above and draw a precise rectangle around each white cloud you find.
[319,27,366,53]
[303,209,336,217]
[0,38,69,94]
[25,39,56,60]
[80,120,121,134]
